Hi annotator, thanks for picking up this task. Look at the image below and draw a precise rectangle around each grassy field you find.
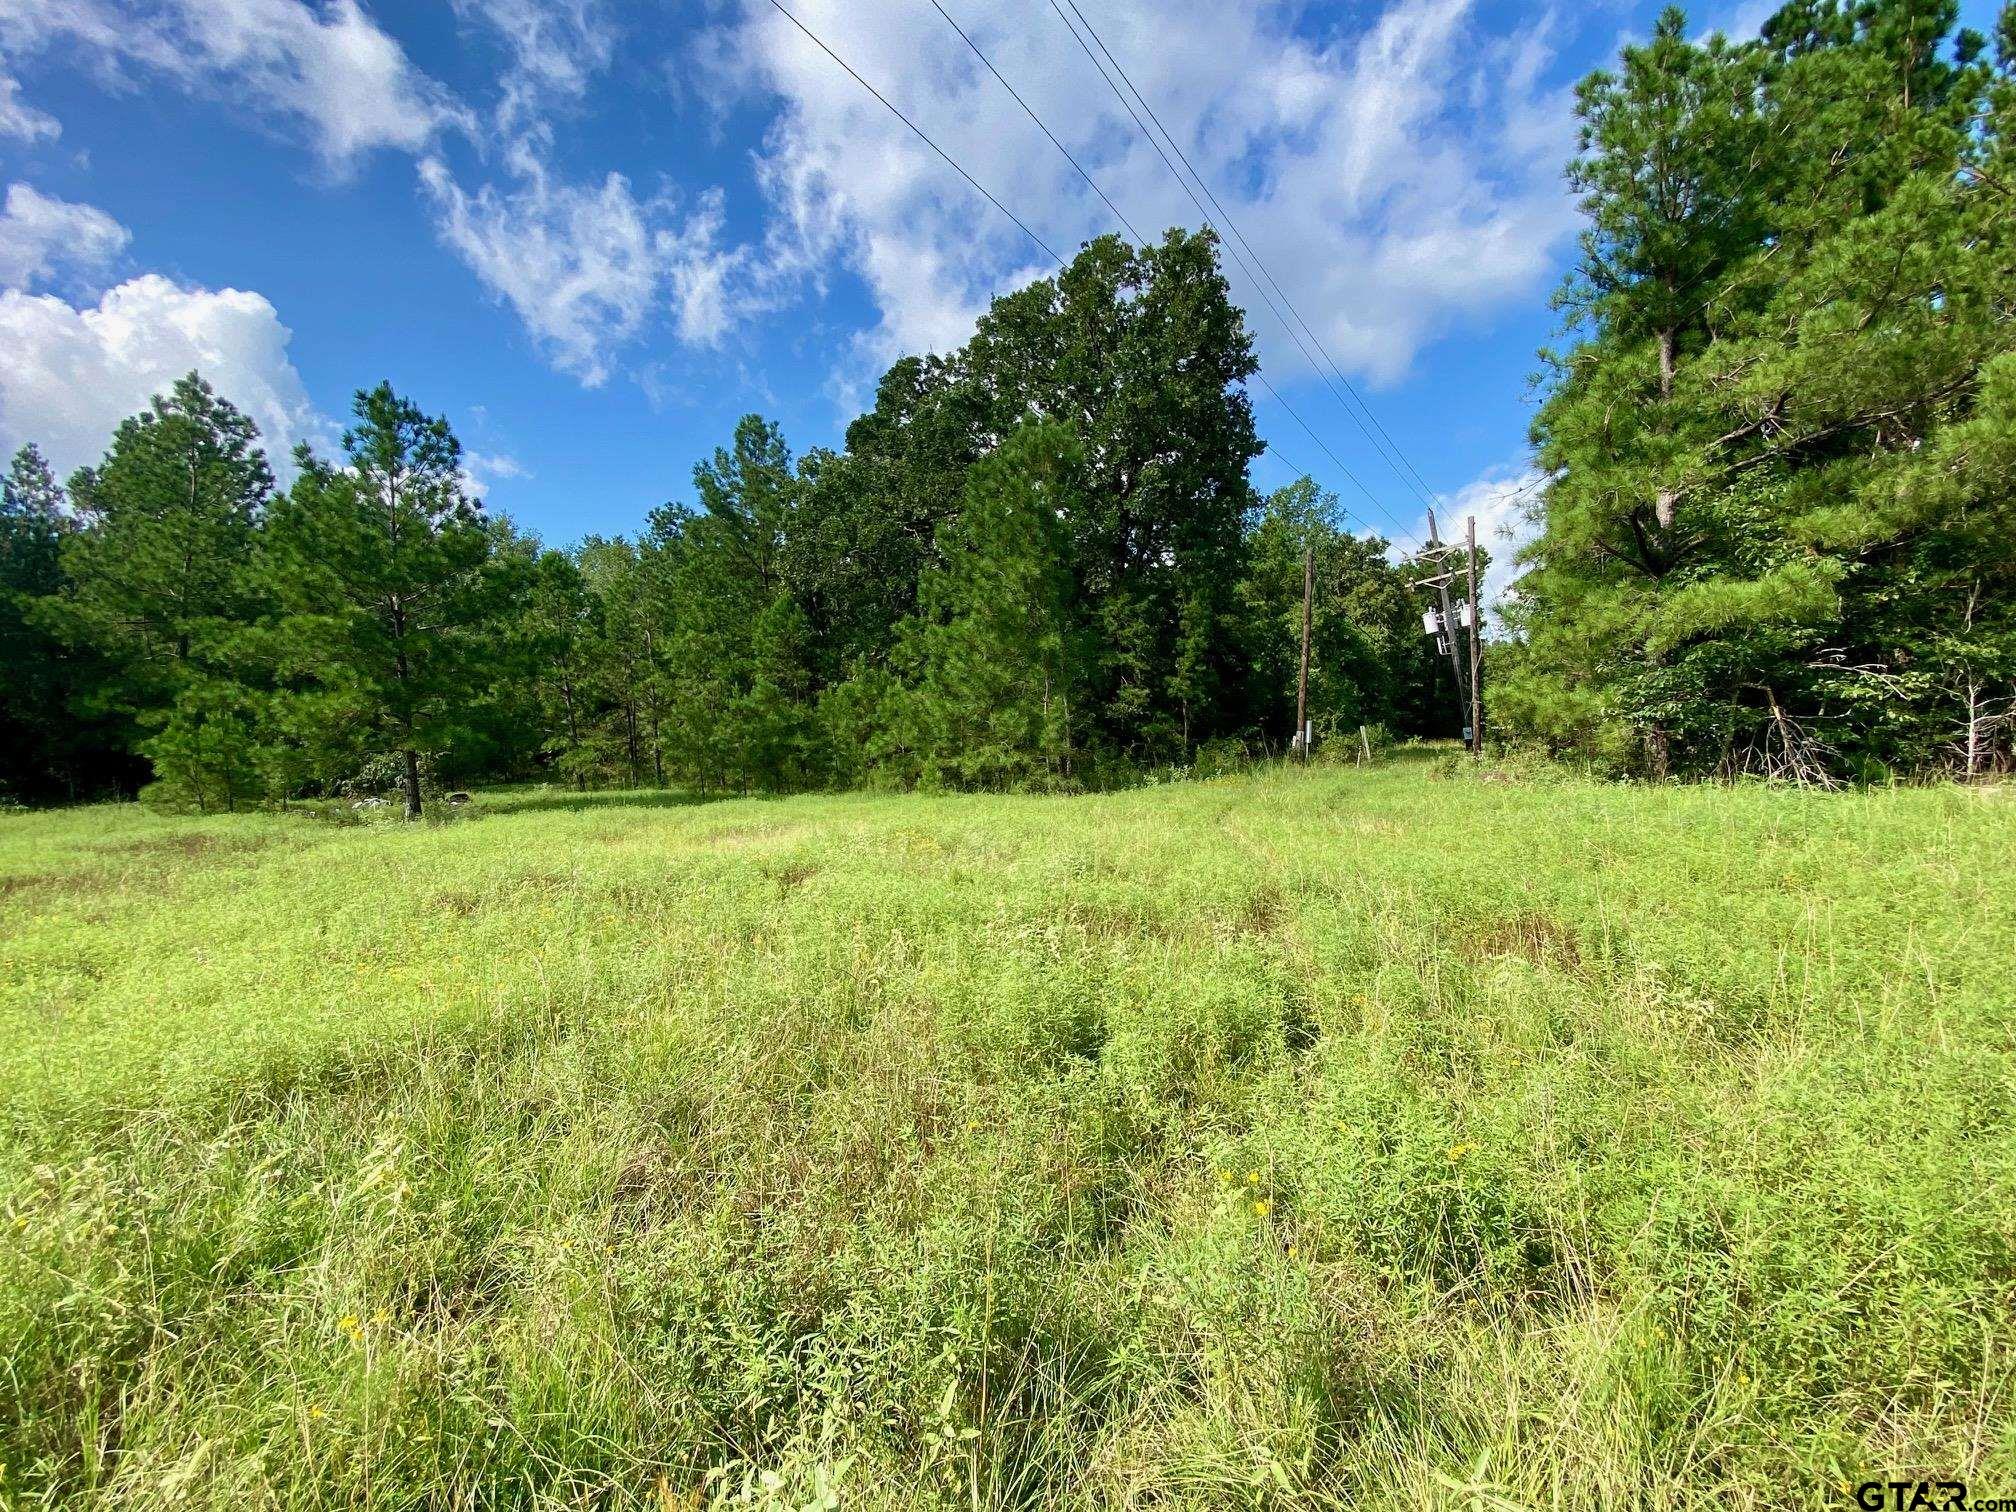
[2,755,2013,1508]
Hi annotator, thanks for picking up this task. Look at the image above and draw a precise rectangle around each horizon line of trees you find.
[0,231,1460,815]
[5,0,2012,809]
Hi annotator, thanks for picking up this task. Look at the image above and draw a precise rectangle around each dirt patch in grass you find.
[1459,911,1585,971]
[1236,882,1290,937]
[100,833,271,861]
[0,871,114,906]
[1062,896,1174,944]
[768,862,820,894]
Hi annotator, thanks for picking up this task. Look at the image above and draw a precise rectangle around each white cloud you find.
[1435,463,1547,623]
[0,184,130,291]
[1699,0,1778,43]
[417,0,765,386]
[0,0,461,170]
[418,152,744,386]
[460,447,526,499]
[0,68,58,141]
[450,0,612,134]
[0,273,326,481]
[715,0,1581,389]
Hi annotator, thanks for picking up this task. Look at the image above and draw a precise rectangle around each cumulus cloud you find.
[0,273,327,481]
[0,0,461,170]
[0,68,58,141]
[715,0,1581,387]
[460,447,527,500]
[4,0,1588,412]
[0,183,130,291]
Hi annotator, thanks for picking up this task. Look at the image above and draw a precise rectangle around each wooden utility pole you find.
[1425,507,1470,739]
[1465,515,1483,756]
[1296,545,1313,760]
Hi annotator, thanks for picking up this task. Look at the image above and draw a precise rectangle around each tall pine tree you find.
[262,384,500,819]
[1504,0,2016,779]
[902,421,1087,789]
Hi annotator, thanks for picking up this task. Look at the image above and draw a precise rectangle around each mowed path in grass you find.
[2,758,2013,1506]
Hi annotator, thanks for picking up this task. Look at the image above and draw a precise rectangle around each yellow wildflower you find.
[1446,1142,1478,1161]
[1253,1200,1271,1217]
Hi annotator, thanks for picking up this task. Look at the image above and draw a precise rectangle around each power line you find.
[1042,0,1427,549]
[919,0,1402,542]
[1251,373,1389,536]
[773,0,1409,544]
[1055,0,1444,518]
[924,0,1145,246]
[762,0,1060,265]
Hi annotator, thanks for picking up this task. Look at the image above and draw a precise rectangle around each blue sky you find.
[0,0,1998,600]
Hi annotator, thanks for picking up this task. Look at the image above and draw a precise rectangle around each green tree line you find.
[0,232,1451,811]
[7,0,2010,806]
[1499,0,2016,781]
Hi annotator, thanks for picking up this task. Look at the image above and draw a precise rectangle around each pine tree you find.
[905,422,1086,789]
[652,415,803,792]
[575,537,668,788]
[50,373,271,707]
[1,446,87,798]
[520,548,598,790]
[262,384,500,819]
[1504,0,2016,779]
[32,375,277,806]
[742,593,820,792]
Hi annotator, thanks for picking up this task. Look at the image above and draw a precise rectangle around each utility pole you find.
[1465,515,1483,757]
[1424,507,1471,743]
[1296,544,1313,761]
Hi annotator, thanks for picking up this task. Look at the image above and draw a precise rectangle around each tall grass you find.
[3,757,2012,1507]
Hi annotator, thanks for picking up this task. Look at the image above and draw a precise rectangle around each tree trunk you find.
[1654,317,1677,528]
[1296,545,1313,761]
[1645,725,1671,780]
[1965,675,1981,780]
[560,677,586,792]
[624,695,640,787]
[402,747,422,821]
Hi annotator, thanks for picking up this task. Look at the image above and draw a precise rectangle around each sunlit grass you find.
[3,755,2013,1506]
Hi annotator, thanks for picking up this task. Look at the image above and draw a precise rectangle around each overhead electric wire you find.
[920,0,1392,530]
[762,0,1060,265]
[1054,0,1443,517]
[925,0,1146,246]
[1041,0,1427,549]
[772,0,1400,539]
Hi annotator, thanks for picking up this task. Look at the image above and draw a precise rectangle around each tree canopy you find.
[8,8,2014,810]
[1500,0,2016,781]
